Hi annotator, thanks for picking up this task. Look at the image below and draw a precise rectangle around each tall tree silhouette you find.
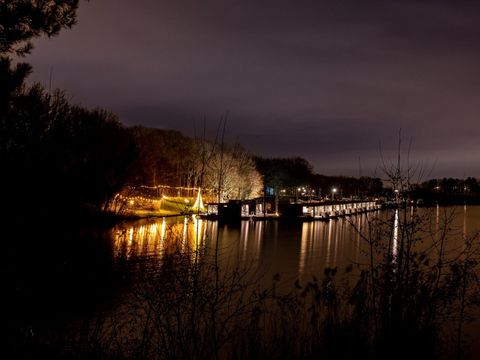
[0,0,80,98]
[0,0,79,56]
[0,1,139,216]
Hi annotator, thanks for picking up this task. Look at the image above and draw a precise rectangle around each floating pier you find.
[203,200,382,223]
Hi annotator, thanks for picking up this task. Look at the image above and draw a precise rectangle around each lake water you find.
[112,205,480,288]
[4,205,480,358]
[113,214,366,287]
[109,205,480,357]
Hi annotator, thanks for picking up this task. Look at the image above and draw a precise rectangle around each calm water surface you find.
[112,205,480,287]
[110,205,480,356]
[4,206,480,357]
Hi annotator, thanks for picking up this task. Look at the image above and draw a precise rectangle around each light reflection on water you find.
[112,207,480,283]
[392,209,399,257]
[113,213,370,283]
[113,216,217,268]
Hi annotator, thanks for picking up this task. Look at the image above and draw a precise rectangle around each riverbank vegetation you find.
[2,2,480,360]
[5,206,479,360]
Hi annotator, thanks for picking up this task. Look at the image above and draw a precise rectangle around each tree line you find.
[0,1,264,216]
[255,156,384,200]
[0,0,382,218]
[409,177,480,205]
[2,1,478,218]
[0,82,265,215]
[129,126,263,201]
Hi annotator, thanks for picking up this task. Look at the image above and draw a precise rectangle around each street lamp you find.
[332,187,337,201]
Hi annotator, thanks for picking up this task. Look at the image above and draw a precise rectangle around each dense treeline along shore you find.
[3,73,478,220]
[2,2,480,360]
[1,0,478,220]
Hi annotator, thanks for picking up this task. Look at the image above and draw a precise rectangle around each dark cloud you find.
[26,0,480,178]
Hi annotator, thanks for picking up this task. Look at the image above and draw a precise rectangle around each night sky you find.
[27,0,480,178]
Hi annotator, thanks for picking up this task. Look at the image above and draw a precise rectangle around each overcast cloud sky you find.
[26,0,480,178]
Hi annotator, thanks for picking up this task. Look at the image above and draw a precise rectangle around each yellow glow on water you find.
[241,221,250,263]
[128,227,133,245]
[160,217,166,243]
[326,220,333,266]
[191,215,204,252]
[182,216,188,250]
[110,207,480,301]
[149,223,157,235]
[138,225,145,239]
[299,223,308,277]
[114,217,203,262]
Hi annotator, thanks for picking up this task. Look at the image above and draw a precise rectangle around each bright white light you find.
[392,209,399,257]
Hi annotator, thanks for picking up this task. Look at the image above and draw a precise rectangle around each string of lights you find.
[136,184,214,192]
